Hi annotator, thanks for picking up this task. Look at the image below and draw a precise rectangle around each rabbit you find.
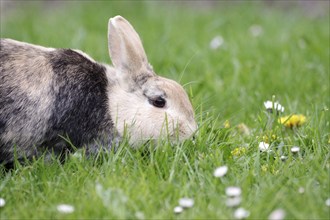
[0,15,197,167]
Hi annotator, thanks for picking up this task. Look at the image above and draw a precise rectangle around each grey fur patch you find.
[0,39,117,165]
[0,39,55,162]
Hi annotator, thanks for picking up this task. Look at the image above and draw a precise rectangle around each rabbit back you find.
[0,39,114,165]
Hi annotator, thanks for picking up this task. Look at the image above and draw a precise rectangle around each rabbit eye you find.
[149,97,166,108]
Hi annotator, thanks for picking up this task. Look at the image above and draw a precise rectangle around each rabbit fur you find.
[0,16,197,166]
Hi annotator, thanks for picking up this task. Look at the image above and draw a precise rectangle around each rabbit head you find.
[107,16,197,145]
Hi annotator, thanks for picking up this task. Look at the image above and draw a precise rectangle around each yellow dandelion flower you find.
[231,147,247,157]
[224,120,231,128]
[279,114,306,128]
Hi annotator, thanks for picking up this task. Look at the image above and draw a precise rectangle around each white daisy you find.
[214,165,228,177]
[234,207,250,219]
[57,204,75,214]
[264,101,284,113]
[291,146,300,153]
[209,35,224,50]
[226,187,242,197]
[268,209,286,220]
[280,155,287,161]
[259,142,270,152]
[173,206,183,214]
[326,198,330,207]
[0,198,5,207]
[178,198,194,208]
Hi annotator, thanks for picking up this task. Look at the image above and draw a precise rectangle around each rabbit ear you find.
[108,16,149,74]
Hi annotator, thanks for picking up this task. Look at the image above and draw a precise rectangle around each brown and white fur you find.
[0,16,197,167]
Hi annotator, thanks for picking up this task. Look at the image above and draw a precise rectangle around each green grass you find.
[1,1,329,219]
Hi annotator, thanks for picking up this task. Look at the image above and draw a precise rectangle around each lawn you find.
[0,1,329,219]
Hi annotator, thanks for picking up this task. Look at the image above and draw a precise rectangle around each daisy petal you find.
[226,187,242,197]
[210,36,224,50]
[57,204,75,214]
[259,142,270,152]
[291,146,300,153]
[173,206,183,214]
[268,209,286,220]
[264,100,284,113]
[326,198,330,207]
[234,207,250,219]
[178,198,194,208]
[214,165,228,177]
[0,198,5,208]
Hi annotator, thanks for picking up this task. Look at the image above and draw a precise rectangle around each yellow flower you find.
[224,120,231,128]
[262,134,278,143]
[279,114,306,128]
[231,147,247,157]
